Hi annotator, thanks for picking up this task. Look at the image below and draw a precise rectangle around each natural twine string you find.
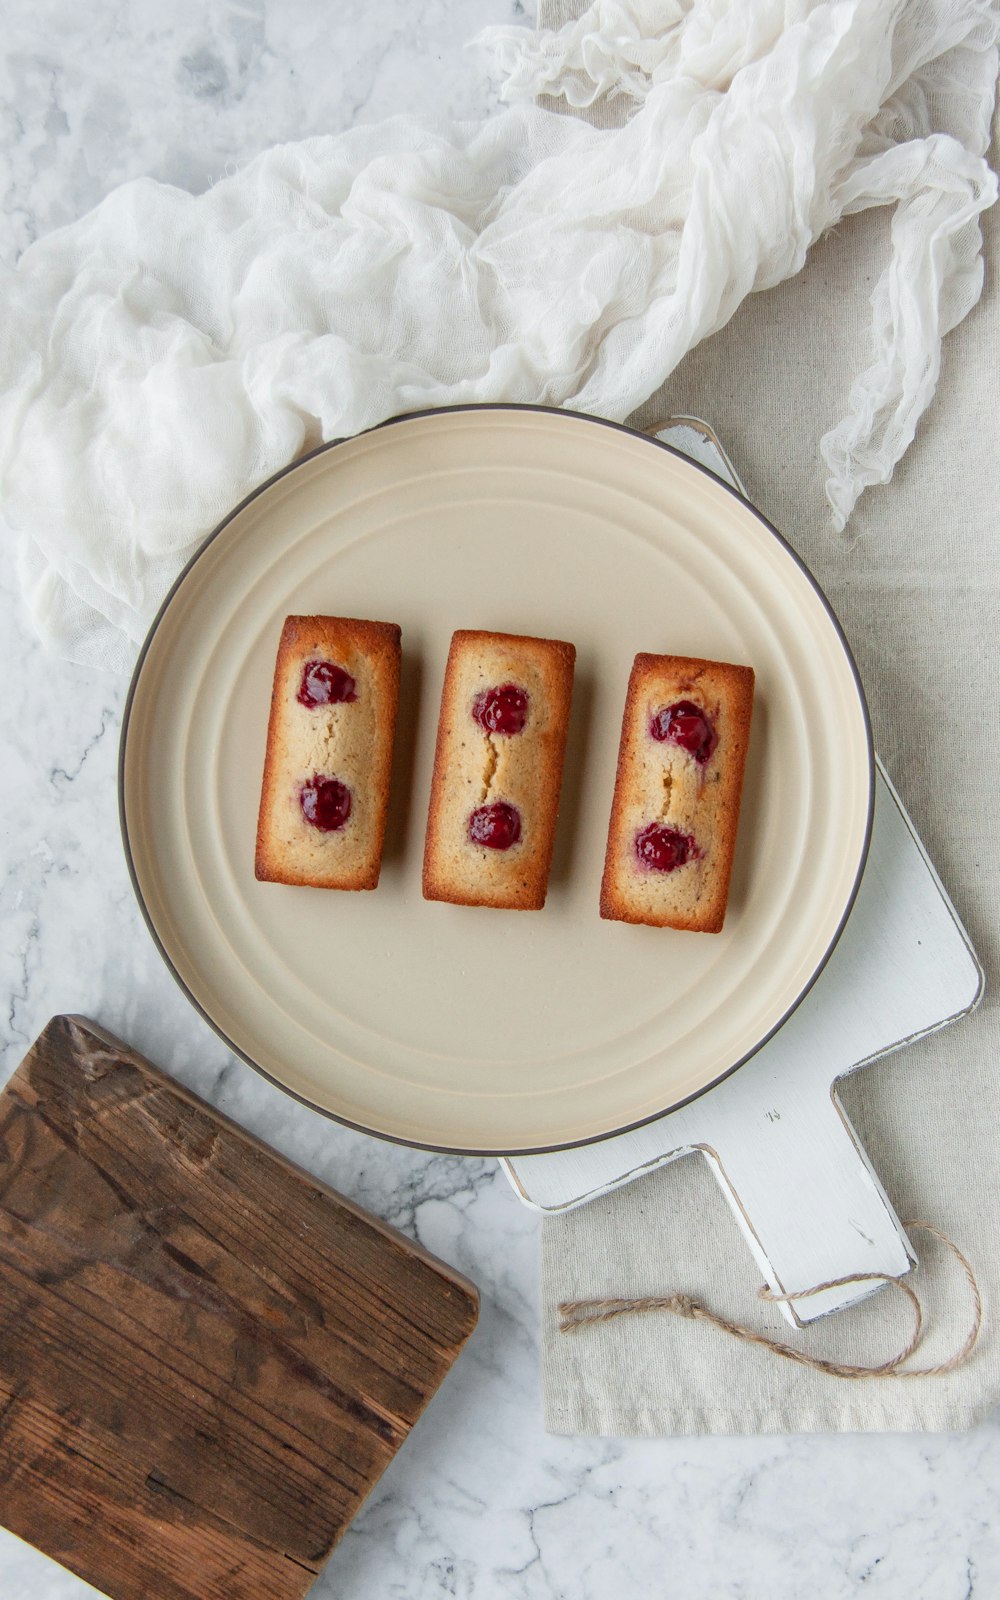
[558,1222,982,1379]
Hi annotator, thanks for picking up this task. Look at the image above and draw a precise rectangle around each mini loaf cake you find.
[255,615,401,890]
[600,654,754,933]
[423,630,576,910]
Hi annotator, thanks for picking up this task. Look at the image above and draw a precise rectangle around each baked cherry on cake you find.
[255,615,401,890]
[472,684,529,736]
[468,801,522,850]
[297,660,358,708]
[423,630,576,910]
[299,775,352,832]
[649,700,717,764]
[601,653,754,932]
[635,823,698,873]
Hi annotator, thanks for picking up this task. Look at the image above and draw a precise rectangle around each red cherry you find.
[650,700,717,764]
[635,824,696,872]
[469,802,522,850]
[298,660,357,708]
[472,684,529,736]
[300,776,352,832]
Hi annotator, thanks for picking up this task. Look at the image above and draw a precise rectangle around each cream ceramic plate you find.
[121,406,873,1154]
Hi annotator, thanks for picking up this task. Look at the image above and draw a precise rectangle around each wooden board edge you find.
[27,1016,480,1336]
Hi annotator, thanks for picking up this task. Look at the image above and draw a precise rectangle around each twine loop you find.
[558,1221,982,1380]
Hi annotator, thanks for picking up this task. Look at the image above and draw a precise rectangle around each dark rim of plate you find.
[118,403,876,1157]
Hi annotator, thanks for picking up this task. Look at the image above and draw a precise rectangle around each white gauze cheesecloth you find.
[0,0,996,668]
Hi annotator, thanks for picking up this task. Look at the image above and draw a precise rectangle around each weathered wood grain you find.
[0,1016,479,1600]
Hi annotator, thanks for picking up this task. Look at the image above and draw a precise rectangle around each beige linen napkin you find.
[539,4,1000,1434]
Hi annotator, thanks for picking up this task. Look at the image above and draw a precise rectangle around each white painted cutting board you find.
[501,421,983,1325]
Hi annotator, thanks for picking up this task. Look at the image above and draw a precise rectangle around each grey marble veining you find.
[0,0,511,267]
[3,2,1000,1596]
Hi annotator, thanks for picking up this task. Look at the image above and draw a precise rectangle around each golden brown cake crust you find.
[423,630,576,910]
[255,614,401,890]
[600,653,754,932]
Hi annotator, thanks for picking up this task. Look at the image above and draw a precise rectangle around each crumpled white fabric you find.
[1,1,996,669]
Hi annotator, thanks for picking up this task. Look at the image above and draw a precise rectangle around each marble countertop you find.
[3,2,1000,1596]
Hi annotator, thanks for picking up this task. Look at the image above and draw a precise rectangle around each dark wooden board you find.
[0,1016,478,1599]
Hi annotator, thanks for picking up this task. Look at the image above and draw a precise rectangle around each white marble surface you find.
[3,2,1000,1597]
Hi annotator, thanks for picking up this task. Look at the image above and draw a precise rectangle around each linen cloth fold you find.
[538,0,1000,1434]
[1,2,996,667]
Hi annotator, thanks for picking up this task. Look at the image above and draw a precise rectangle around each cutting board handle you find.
[699,1088,914,1324]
